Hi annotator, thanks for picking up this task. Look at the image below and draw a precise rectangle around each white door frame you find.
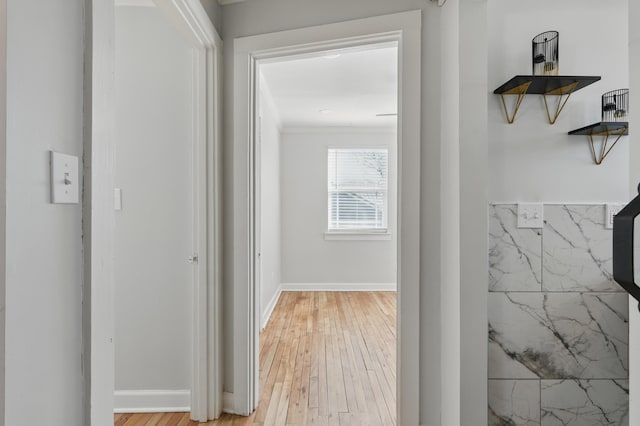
[0,0,6,422]
[86,0,222,423]
[231,11,422,424]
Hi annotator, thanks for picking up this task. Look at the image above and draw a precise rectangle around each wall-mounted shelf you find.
[568,122,628,165]
[494,75,601,124]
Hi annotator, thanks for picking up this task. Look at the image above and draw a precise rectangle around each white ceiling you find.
[259,44,398,129]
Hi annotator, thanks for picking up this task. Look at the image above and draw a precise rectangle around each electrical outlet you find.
[517,203,544,228]
[605,203,625,229]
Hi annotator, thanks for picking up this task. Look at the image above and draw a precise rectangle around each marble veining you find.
[490,205,542,292]
[543,205,619,292]
[489,380,540,426]
[541,379,628,425]
[489,292,628,379]
[488,203,628,425]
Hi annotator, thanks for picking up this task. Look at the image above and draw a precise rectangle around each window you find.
[328,148,389,232]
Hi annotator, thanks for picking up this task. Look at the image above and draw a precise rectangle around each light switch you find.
[50,151,79,204]
[517,203,544,228]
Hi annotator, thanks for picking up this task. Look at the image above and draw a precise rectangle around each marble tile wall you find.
[488,204,629,426]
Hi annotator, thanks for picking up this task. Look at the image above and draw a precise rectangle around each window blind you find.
[328,148,389,231]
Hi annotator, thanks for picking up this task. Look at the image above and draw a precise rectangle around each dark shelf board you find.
[493,75,601,95]
[568,122,628,136]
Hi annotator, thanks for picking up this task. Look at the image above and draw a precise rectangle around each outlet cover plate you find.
[50,151,79,204]
[605,203,625,229]
[517,203,544,228]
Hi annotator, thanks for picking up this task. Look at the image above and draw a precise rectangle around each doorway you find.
[230,11,421,424]
[112,1,196,415]
[253,43,399,423]
[87,0,221,423]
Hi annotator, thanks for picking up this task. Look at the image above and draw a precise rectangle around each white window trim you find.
[324,230,391,241]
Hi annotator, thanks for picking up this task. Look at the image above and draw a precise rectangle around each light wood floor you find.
[115,291,397,425]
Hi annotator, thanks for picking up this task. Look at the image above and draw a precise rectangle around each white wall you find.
[439,0,461,424]
[0,1,6,422]
[488,0,629,203]
[280,129,397,285]
[628,1,640,423]
[459,1,489,424]
[221,3,457,425]
[258,78,282,326]
[114,5,193,402]
[4,0,85,424]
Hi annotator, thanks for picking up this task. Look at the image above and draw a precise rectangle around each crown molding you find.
[218,0,248,5]
[115,0,156,7]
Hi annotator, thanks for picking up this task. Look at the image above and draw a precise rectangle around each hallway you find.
[115,291,397,425]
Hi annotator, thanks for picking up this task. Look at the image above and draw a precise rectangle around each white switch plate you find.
[50,151,79,204]
[605,203,625,229]
[517,203,544,228]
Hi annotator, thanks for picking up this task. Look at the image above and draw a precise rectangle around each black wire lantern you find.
[602,89,629,122]
[532,31,559,76]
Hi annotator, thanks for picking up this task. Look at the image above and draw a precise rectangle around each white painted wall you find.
[280,129,397,285]
[419,5,446,424]
[459,1,488,424]
[221,3,454,425]
[0,1,6,422]
[628,1,640,423]
[439,0,461,424]
[114,5,193,401]
[488,0,629,203]
[258,78,282,327]
[5,0,85,424]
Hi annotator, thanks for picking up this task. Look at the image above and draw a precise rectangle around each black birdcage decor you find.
[532,31,559,76]
[602,89,629,122]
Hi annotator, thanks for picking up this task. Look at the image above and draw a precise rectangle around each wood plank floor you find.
[114,291,397,425]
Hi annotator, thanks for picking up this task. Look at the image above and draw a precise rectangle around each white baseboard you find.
[261,286,282,329]
[281,282,397,292]
[113,390,190,413]
[223,391,240,415]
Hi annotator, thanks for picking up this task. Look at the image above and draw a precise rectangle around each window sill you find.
[324,231,392,241]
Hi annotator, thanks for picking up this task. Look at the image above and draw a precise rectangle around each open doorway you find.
[229,12,421,424]
[253,44,398,424]
[109,0,222,422]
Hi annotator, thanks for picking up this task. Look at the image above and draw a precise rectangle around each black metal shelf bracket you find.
[568,122,628,165]
[498,81,532,124]
[587,127,627,165]
[542,81,578,124]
